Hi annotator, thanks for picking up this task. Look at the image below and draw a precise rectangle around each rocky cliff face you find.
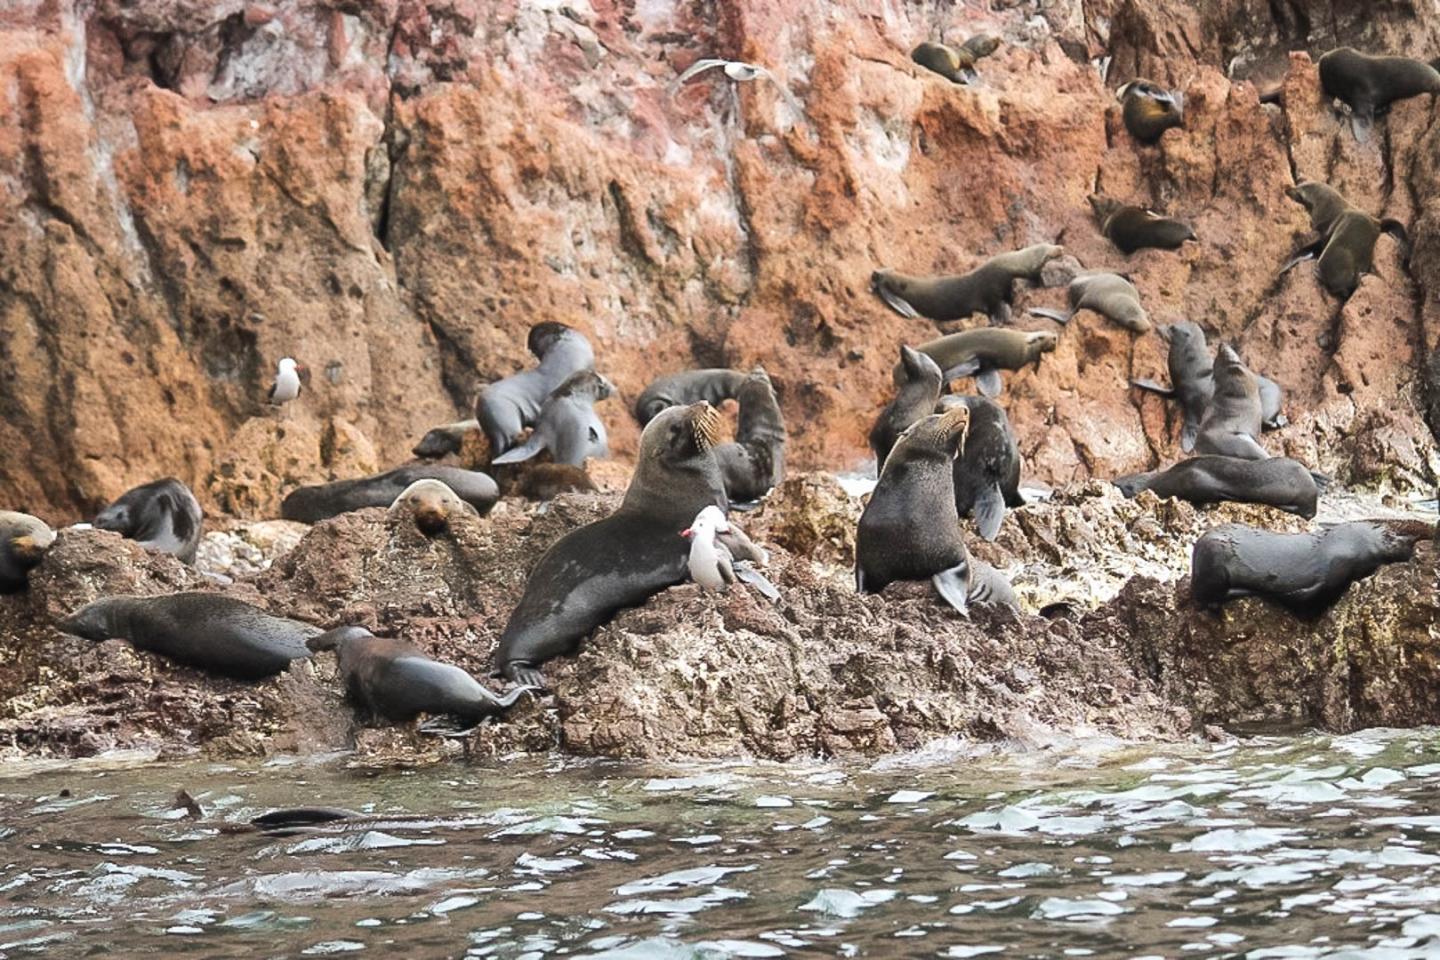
[3,0,1439,520]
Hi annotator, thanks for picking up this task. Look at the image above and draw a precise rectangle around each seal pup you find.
[680,505,780,599]
[388,479,479,536]
[412,419,480,459]
[93,478,204,565]
[1114,456,1318,518]
[0,511,55,593]
[871,345,944,468]
[671,58,802,113]
[491,370,615,468]
[59,593,316,680]
[1193,345,1267,460]
[1318,47,1440,140]
[856,406,974,614]
[268,357,302,405]
[1089,195,1196,254]
[937,395,1023,541]
[494,402,728,686]
[282,465,499,523]
[309,626,530,725]
[1028,271,1149,333]
[1117,79,1184,143]
[713,366,786,505]
[910,35,1000,84]
[475,322,595,456]
[871,244,1065,325]
[904,328,1059,398]
[1282,181,1409,300]
[634,369,748,426]
[1191,520,1431,614]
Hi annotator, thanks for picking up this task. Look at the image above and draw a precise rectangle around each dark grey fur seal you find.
[1191,520,1431,614]
[1193,345,1267,460]
[492,370,615,467]
[94,478,204,565]
[713,366,786,504]
[412,419,479,459]
[1028,271,1149,333]
[475,322,594,455]
[281,466,498,523]
[1318,47,1440,140]
[871,244,1064,325]
[58,593,316,680]
[938,395,1023,541]
[1282,181,1409,301]
[309,626,530,724]
[911,35,1000,84]
[1114,456,1318,519]
[494,402,728,686]
[0,511,55,594]
[905,328,1059,398]
[1089,195,1196,254]
[1117,79,1183,144]
[634,369,748,426]
[871,345,944,467]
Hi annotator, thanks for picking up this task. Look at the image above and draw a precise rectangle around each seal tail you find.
[1027,307,1071,325]
[491,434,546,465]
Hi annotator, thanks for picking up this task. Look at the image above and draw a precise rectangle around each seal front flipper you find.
[1351,110,1373,143]
[491,433,546,465]
[876,285,921,319]
[506,663,548,690]
[1181,419,1199,452]
[972,484,1006,542]
[1130,378,1175,397]
[939,358,982,382]
[931,564,971,617]
[975,368,1003,398]
[733,562,781,601]
[1027,307,1071,325]
[1279,247,1320,274]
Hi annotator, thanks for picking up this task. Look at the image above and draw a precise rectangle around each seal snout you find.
[308,625,373,653]
[414,506,450,536]
[687,402,723,451]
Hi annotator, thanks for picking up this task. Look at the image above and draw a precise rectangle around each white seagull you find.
[268,357,302,406]
[671,58,802,114]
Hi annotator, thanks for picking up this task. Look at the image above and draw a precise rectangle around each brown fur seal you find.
[1114,456,1318,518]
[58,593,316,680]
[492,370,615,467]
[1319,47,1440,140]
[1089,195,1196,254]
[0,511,55,594]
[494,402,728,686]
[713,366,786,505]
[938,395,1023,541]
[509,464,598,501]
[1282,181,1409,301]
[309,626,530,724]
[93,478,204,565]
[871,345,944,467]
[1117,79,1184,144]
[634,369,748,426]
[904,328,1059,398]
[856,406,975,614]
[282,466,499,523]
[871,244,1064,325]
[412,419,479,459]
[388,479,479,536]
[1191,520,1431,614]
[911,35,1000,84]
[1193,345,1267,460]
[475,322,595,455]
[1028,272,1149,333]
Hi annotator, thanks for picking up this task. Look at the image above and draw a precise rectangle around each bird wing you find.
[718,525,769,565]
[673,59,729,87]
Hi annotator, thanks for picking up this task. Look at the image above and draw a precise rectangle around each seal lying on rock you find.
[910,35,1000,84]
[872,345,944,468]
[0,511,55,593]
[906,328,1059,398]
[1190,520,1432,614]
[491,370,615,468]
[634,369,747,426]
[59,593,317,680]
[494,402,728,687]
[94,478,204,565]
[1027,271,1150,333]
[1117,79,1184,144]
[282,466,498,523]
[1318,47,1440,141]
[1090,195,1196,255]
[388,479,479,536]
[871,244,1064,325]
[713,366,786,505]
[1282,181,1409,301]
[1114,456,1318,519]
[938,395,1023,541]
[475,322,594,455]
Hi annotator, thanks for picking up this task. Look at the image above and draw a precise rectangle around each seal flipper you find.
[1280,244,1320,275]
[1351,110,1373,143]
[733,562,781,602]
[974,368,1003,398]
[1180,419,1199,452]
[1130,378,1175,397]
[973,484,1005,542]
[940,358,982,382]
[491,434,546,465]
[1230,434,1271,460]
[989,301,1012,326]
[1309,470,1334,489]
[932,563,971,617]
[1027,307,1071,325]
[506,663,548,690]
[877,287,921,319]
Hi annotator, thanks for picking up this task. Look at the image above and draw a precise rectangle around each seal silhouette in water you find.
[1318,47,1440,141]
[94,478,204,565]
[0,511,55,593]
[871,345,944,468]
[282,466,498,523]
[871,244,1064,325]
[475,322,594,456]
[1282,181,1409,301]
[1090,195,1196,254]
[1117,79,1184,143]
[1114,456,1318,519]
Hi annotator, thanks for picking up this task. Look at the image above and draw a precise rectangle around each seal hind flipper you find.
[1027,307,1071,325]
[1279,248,1319,275]
[975,368,1003,398]
[507,664,548,689]
[733,562,781,602]
[931,564,971,617]
[1309,470,1334,489]
[972,484,1006,542]
[876,286,921,319]
[1181,420,1199,452]
[491,434,546,465]
[1380,219,1411,263]
[1130,378,1175,397]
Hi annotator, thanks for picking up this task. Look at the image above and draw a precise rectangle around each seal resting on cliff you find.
[910,36,1000,84]
[1089,195,1196,255]
[282,466,498,523]
[1282,181,1409,301]
[387,479,480,536]
[1027,271,1150,333]
[93,478,204,565]
[493,402,728,687]
[1114,456,1318,519]
[1190,520,1432,614]
[1193,345,1267,460]
[58,593,317,681]
[0,511,55,593]
[904,328,1058,398]
[1117,79,1184,143]
[1318,47,1440,141]
[475,322,595,456]
[491,370,615,468]
[634,369,748,426]
[871,345,944,468]
[938,395,1023,541]
[871,243,1064,325]
[412,419,480,459]
[712,366,786,505]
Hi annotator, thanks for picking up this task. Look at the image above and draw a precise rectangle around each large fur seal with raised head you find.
[1090,195,1196,254]
[1283,181,1409,300]
[1114,456,1318,519]
[492,370,615,467]
[282,466,499,523]
[1318,47,1440,140]
[1193,345,1267,460]
[1028,271,1149,333]
[938,395,1023,541]
[872,244,1064,326]
[475,322,594,455]
[1117,79,1183,143]
[58,593,316,680]
[904,328,1059,398]
[713,366,786,504]
[0,511,55,593]
[494,402,728,686]
[871,345,944,467]
[94,478,204,565]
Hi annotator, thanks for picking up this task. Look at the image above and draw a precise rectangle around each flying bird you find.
[671,58,803,114]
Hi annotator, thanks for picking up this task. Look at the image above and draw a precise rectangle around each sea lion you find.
[387,479,479,536]
[904,328,1059,398]
[58,593,316,680]
[1089,195,1197,254]
[492,370,615,467]
[309,626,529,724]
[282,466,499,523]
[1114,456,1318,518]
[494,402,728,686]
[1282,181,1409,300]
[1190,520,1431,614]
[634,369,748,426]
[856,406,974,614]
[871,345,944,467]
[1117,79,1184,144]
[475,322,595,455]
[871,244,1065,325]
[712,366,786,505]
[1028,271,1149,332]
[937,395,1023,541]
[0,511,55,593]
[412,419,479,459]
[93,478,204,565]
[910,35,1001,84]
[1193,345,1267,460]
[1318,47,1440,140]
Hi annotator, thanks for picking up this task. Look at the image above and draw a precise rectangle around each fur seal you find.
[309,626,529,724]
[871,345,944,467]
[510,464,598,501]
[494,402,728,686]
[475,322,595,455]
[412,419,479,459]
[1282,181,1409,300]
[1318,47,1440,140]
[1089,195,1196,254]
[93,478,204,565]
[388,479,479,535]
[1193,345,1267,460]
[0,511,55,593]
[1028,271,1149,332]
[59,593,316,680]
[1191,520,1431,614]
[871,244,1065,325]
[492,370,615,467]
[904,328,1059,398]
[713,366,786,505]
[856,406,975,614]
[938,395,1023,541]
[1114,456,1318,518]
[910,35,1000,84]
[634,369,748,426]
[1117,79,1184,143]
[282,466,499,523]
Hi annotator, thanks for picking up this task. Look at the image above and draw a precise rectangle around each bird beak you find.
[680,528,693,539]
